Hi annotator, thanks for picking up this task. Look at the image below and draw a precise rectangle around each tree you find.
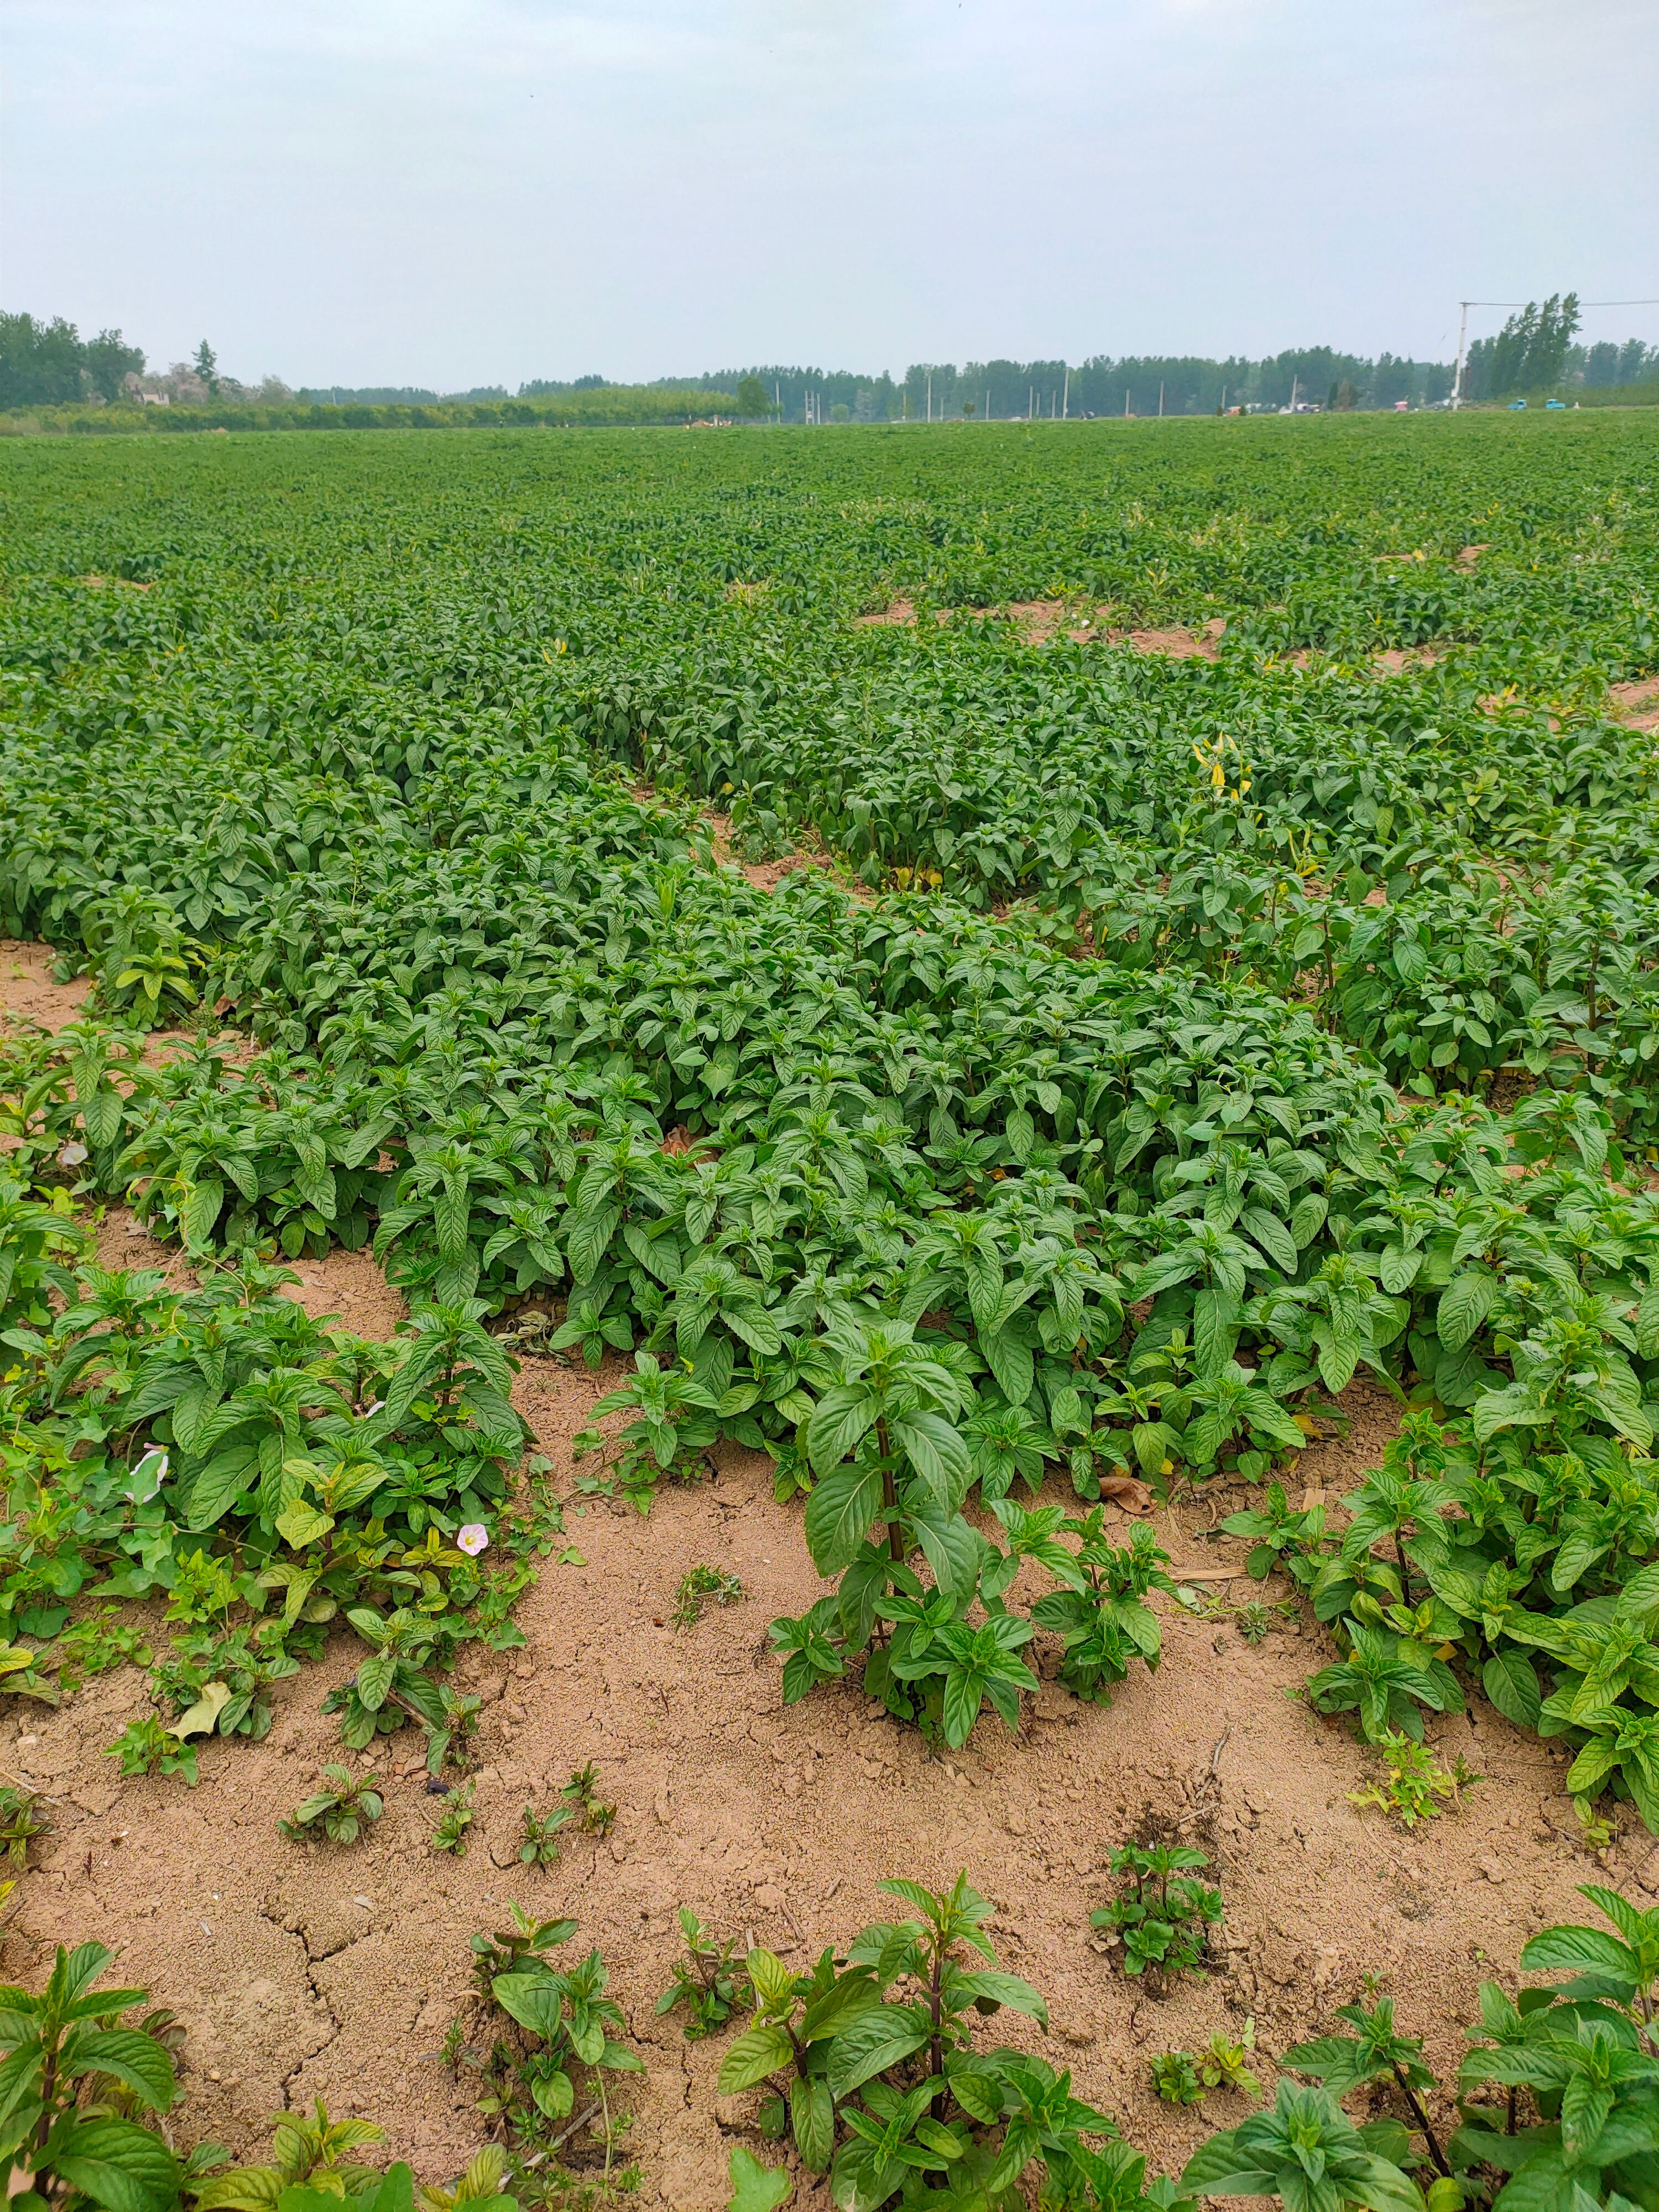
[1480,295,1581,397]
[193,339,220,395]
[735,374,769,419]
[84,328,145,404]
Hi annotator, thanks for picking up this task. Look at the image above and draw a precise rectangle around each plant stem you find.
[877,1418,904,1566]
[1394,2062,1450,2176]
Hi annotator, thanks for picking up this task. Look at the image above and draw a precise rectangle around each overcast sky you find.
[4,0,1656,390]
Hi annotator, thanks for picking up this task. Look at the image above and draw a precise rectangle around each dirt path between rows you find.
[4,951,1648,2208]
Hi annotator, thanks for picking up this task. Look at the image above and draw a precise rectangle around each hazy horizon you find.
[4,0,1656,393]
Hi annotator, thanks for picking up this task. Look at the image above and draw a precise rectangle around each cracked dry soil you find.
[6,966,1658,2208]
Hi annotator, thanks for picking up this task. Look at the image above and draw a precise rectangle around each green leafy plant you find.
[715,1869,1114,2206]
[0,1939,183,2212]
[278,1765,384,1845]
[573,1352,721,1506]
[1197,2020,1261,2096]
[1090,1844,1224,1985]
[470,1905,581,1995]
[0,1784,52,1868]
[1284,1993,1451,2176]
[672,1565,744,1629]
[196,2099,388,2206]
[1348,1731,1479,1828]
[561,1763,615,1837]
[1151,2051,1206,2106]
[432,1782,476,1855]
[724,2145,791,2212]
[103,1717,198,1786]
[655,1910,753,2040]
[416,2145,515,2212]
[519,1803,575,1869]
[481,1915,643,2138]
[1181,2079,1422,2212]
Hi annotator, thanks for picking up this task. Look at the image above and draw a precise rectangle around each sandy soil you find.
[4,948,1647,2204]
[1,939,92,1028]
[851,602,1224,657]
[1611,675,1659,732]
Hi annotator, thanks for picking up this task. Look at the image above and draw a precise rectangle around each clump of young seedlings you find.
[654,1908,753,2039]
[1347,1730,1479,1828]
[672,1564,743,1629]
[279,1766,384,1846]
[1154,2023,1261,2105]
[1089,1842,1223,1986]
[1151,2051,1205,2106]
[470,1905,580,1994]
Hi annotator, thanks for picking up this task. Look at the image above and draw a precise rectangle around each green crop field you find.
[6,411,1659,2209]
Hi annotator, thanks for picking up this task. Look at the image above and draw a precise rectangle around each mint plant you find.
[655,1909,754,2040]
[279,1765,383,1845]
[716,1870,1114,2205]
[1090,1844,1223,1985]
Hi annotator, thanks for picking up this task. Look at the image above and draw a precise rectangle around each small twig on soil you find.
[1207,1725,1233,1783]
[0,1767,62,1803]
[519,2101,602,2166]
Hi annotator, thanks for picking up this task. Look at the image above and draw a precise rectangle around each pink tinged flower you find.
[457,1524,489,1557]
[126,1448,168,1504]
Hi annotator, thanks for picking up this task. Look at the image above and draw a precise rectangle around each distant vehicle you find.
[1394,399,1410,411]
[1545,399,1566,410]
[1508,400,1527,410]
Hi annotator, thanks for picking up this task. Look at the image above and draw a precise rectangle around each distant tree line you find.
[7,302,1657,427]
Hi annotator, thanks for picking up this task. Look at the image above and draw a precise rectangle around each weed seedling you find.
[432,1782,476,1855]
[654,1908,753,2039]
[1347,1730,1479,1828]
[1235,1600,1297,1646]
[1573,1796,1618,1851]
[1151,2051,1205,2106]
[425,1685,482,1775]
[279,1766,383,1846]
[671,1565,743,1629]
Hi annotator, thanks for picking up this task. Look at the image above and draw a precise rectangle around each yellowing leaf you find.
[276,1499,336,1551]
[171,1681,233,1740]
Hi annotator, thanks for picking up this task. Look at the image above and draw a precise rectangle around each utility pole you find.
[984,388,990,421]
[1062,366,1069,418]
[926,371,932,422]
[1220,384,1227,414]
[1289,375,1298,411]
[1124,387,1130,418]
[1028,385,1034,419]
[1452,300,1469,409]
[1158,380,1164,417]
